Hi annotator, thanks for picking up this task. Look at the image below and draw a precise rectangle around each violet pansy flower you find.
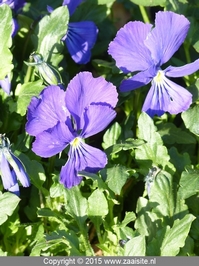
[0,134,30,196]
[26,72,118,188]
[108,11,199,117]
[61,0,98,64]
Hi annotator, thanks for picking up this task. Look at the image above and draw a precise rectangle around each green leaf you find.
[102,122,121,149]
[88,189,108,230]
[160,214,195,255]
[14,80,45,116]
[72,1,111,24]
[120,212,136,227]
[106,138,145,156]
[178,171,199,199]
[150,171,175,218]
[124,235,146,256]
[136,113,175,173]
[169,147,191,174]
[158,122,196,144]
[0,5,13,79]
[0,192,20,225]
[32,6,69,66]
[106,165,130,195]
[88,189,108,218]
[130,0,166,6]
[182,104,199,136]
[134,197,160,237]
[64,186,88,226]
[46,230,83,255]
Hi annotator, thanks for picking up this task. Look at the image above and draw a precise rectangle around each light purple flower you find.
[0,76,11,95]
[108,11,199,117]
[61,0,98,64]
[0,134,30,196]
[26,71,118,188]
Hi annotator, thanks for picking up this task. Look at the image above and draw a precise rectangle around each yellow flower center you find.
[71,137,81,148]
[154,70,164,83]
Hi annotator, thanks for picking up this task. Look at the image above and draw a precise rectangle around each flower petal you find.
[0,153,15,190]
[81,105,116,138]
[0,76,11,95]
[60,159,83,189]
[32,122,74,158]
[60,141,107,188]
[26,85,69,136]
[62,21,98,64]
[120,69,153,92]
[108,21,153,73]
[78,142,107,172]
[165,59,199,77]
[11,153,30,187]
[65,71,118,129]
[144,11,190,65]
[62,0,84,16]
[162,78,192,114]
[8,181,20,196]
[142,76,192,117]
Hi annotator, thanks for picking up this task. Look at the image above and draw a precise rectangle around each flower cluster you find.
[108,11,199,117]
[0,134,30,196]
[26,72,118,188]
[24,10,199,190]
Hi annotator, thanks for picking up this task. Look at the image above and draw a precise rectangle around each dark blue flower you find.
[26,72,118,188]
[0,0,25,12]
[62,0,98,64]
[108,11,199,117]
[0,134,30,196]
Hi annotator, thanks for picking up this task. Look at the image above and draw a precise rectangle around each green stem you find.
[80,227,95,255]
[139,6,150,23]
[24,65,33,83]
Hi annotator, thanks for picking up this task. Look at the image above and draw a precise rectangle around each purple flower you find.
[108,11,199,117]
[61,0,98,64]
[26,72,118,188]
[0,134,30,196]
[0,0,25,12]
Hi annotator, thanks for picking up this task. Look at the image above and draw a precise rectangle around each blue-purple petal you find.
[0,76,11,95]
[11,153,30,187]
[81,105,116,138]
[8,181,20,196]
[165,59,199,77]
[32,122,74,158]
[108,21,153,73]
[62,0,84,16]
[144,11,190,66]
[60,156,83,189]
[0,153,15,189]
[26,85,69,136]
[62,21,98,64]
[65,71,118,130]
[79,142,107,172]
[12,18,19,37]
[60,141,107,188]
[142,76,192,117]
[120,70,153,92]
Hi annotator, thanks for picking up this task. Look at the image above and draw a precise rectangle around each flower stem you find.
[139,6,150,23]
